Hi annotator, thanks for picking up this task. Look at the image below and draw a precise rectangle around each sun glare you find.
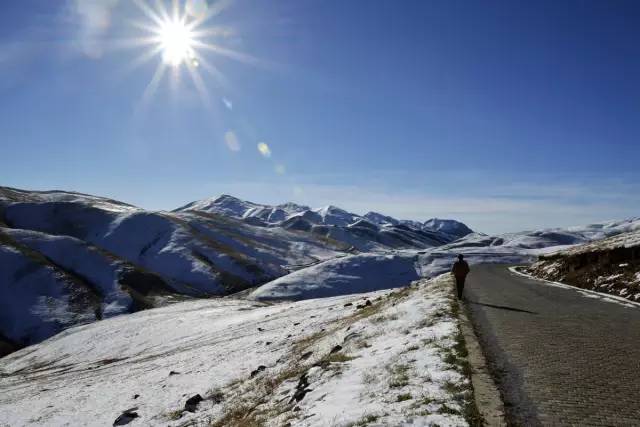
[159,20,194,66]
[128,0,263,109]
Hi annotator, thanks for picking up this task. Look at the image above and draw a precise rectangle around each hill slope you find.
[0,274,476,427]
[523,229,640,302]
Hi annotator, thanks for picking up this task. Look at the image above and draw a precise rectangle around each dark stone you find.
[258,327,264,332]
[365,299,372,306]
[289,373,312,403]
[169,370,180,376]
[265,342,272,345]
[184,394,203,412]
[294,322,301,326]
[250,365,267,378]
[113,410,139,426]
[330,345,342,354]
[133,394,139,399]
[343,303,353,307]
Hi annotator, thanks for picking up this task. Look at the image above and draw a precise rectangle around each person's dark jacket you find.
[451,260,470,279]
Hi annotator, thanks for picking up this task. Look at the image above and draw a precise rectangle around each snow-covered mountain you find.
[443,217,640,251]
[0,188,348,353]
[175,195,311,224]
[0,187,472,353]
[364,211,400,226]
[176,195,475,241]
[423,218,474,239]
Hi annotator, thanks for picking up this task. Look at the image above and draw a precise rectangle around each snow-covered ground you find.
[0,274,474,427]
[251,253,421,300]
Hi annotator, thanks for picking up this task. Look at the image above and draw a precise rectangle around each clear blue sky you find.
[1,0,639,233]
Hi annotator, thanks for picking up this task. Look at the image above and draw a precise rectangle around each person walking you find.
[451,254,470,299]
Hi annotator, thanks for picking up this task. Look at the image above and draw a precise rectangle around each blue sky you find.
[1,0,639,233]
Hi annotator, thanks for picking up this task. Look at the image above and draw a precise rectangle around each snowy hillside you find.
[0,227,175,350]
[0,186,473,353]
[523,229,640,302]
[0,274,479,427]
[0,187,349,352]
[251,253,420,300]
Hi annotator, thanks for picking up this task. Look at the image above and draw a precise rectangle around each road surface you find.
[464,265,640,426]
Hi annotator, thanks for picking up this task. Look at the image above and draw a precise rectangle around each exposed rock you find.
[113,409,139,426]
[330,345,342,354]
[250,365,267,378]
[184,394,203,412]
[289,373,311,403]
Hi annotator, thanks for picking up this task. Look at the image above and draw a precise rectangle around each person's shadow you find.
[467,300,537,315]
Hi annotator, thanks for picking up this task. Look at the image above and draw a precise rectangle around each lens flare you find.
[257,142,271,158]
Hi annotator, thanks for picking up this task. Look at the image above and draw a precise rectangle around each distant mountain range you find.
[174,194,473,239]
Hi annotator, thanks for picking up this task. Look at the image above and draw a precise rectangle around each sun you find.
[158,19,195,67]
[128,0,262,109]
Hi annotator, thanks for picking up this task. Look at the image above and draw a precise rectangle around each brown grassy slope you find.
[525,230,640,301]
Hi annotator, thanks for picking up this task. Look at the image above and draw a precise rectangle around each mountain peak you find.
[364,211,400,226]
[423,218,473,237]
[214,194,243,202]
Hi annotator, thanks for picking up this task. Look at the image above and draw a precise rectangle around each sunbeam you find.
[127,0,255,109]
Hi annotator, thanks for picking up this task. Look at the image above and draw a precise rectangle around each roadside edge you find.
[508,266,640,309]
[458,297,507,426]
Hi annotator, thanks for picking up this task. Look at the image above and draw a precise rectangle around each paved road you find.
[464,265,640,426]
